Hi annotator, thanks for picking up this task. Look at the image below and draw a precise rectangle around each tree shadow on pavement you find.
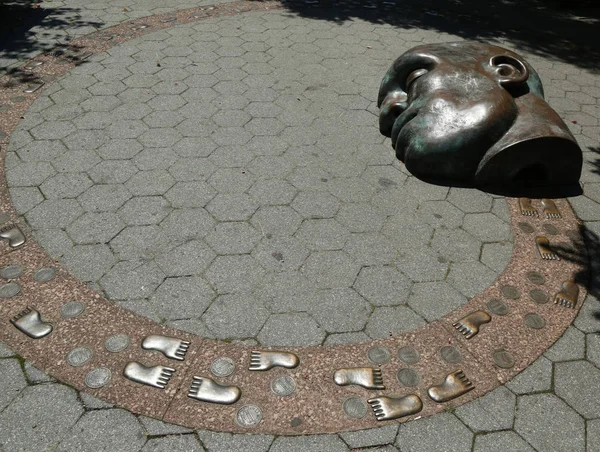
[262,0,600,71]
[0,0,101,73]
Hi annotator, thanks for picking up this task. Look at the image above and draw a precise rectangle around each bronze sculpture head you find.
[378,42,582,191]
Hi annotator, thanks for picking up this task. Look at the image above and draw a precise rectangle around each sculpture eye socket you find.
[406,69,428,89]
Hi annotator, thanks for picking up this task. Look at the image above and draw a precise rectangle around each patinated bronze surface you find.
[378,42,583,190]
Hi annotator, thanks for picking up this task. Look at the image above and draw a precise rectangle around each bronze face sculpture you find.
[378,42,582,190]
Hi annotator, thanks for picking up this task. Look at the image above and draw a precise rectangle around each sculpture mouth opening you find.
[512,164,550,185]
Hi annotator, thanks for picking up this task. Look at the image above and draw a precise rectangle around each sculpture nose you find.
[379,91,408,137]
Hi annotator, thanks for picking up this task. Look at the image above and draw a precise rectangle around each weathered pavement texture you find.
[1,0,600,451]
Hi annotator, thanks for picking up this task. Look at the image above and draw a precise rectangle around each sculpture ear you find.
[489,55,529,88]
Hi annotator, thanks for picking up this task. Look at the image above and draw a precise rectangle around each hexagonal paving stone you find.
[100,260,165,300]
[0,384,84,451]
[365,305,426,339]
[515,394,585,452]
[354,266,412,307]
[408,281,467,322]
[416,200,465,229]
[206,193,259,221]
[118,196,171,225]
[430,228,482,263]
[447,187,493,213]
[301,251,360,289]
[258,313,325,346]
[252,236,310,272]
[208,168,255,193]
[155,240,216,277]
[164,181,216,208]
[62,244,117,282]
[295,218,350,251]
[203,293,269,339]
[554,360,600,419]
[56,409,146,452]
[308,288,371,333]
[78,184,132,212]
[463,212,511,242]
[336,203,386,233]
[206,222,261,255]
[205,254,265,294]
[291,191,340,219]
[0,359,28,411]
[251,206,303,237]
[396,412,473,452]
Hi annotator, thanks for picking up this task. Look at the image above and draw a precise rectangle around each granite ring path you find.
[0,0,592,436]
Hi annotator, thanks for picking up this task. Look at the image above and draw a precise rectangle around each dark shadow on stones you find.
[257,0,600,71]
[0,0,102,74]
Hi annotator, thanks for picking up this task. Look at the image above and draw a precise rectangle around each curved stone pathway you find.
[0,1,599,450]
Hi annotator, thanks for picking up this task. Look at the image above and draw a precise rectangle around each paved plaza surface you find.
[0,0,599,450]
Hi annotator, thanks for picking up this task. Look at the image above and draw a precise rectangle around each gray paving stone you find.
[473,431,534,452]
[252,236,310,272]
[24,362,55,383]
[447,261,498,298]
[416,200,465,229]
[366,306,427,339]
[161,208,216,242]
[343,232,399,267]
[336,203,385,233]
[6,161,55,187]
[431,228,483,263]
[119,196,171,225]
[39,173,93,199]
[0,358,28,411]
[155,240,216,277]
[554,360,600,419]
[10,186,44,213]
[463,212,512,242]
[258,312,326,346]
[291,191,340,219]
[26,199,83,229]
[125,169,175,196]
[408,281,467,322]
[587,332,600,368]
[205,254,265,294]
[0,384,83,451]
[396,412,473,452]
[447,188,493,213]
[257,271,316,313]
[78,185,131,216]
[588,419,600,452]
[301,251,360,289]
[454,386,516,432]
[249,178,297,206]
[150,276,214,320]
[206,222,260,255]
[88,160,138,184]
[515,394,585,452]
[57,409,146,452]
[480,241,513,273]
[354,265,412,307]
[381,214,433,250]
[339,424,398,448]
[139,416,192,435]
[0,341,15,357]
[251,206,302,237]
[402,176,449,202]
[196,430,273,452]
[62,244,116,282]
[203,292,268,339]
[66,212,125,244]
[544,326,585,362]
[308,288,371,333]
[270,434,349,452]
[395,246,448,283]
[506,355,553,394]
[574,294,600,333]
[295,219,350,250]
[206,193,259,221]
[100,260,165,300]
[79,392,114,409]
[143,435,204,451]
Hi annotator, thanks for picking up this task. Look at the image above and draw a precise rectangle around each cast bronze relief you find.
[378,42,582,191]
